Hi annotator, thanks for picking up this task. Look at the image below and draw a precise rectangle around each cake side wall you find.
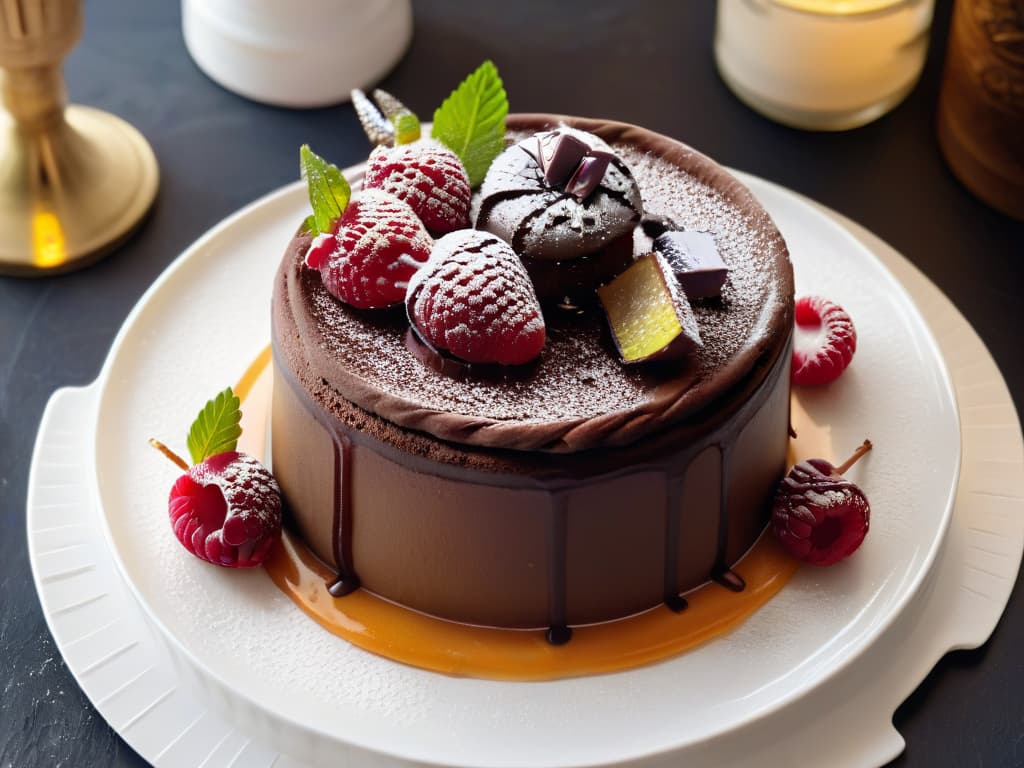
[269,346,792,629]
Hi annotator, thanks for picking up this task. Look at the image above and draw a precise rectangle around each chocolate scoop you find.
[476,127,642,264]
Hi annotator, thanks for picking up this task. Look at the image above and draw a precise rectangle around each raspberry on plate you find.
[406,230,546,366]
[169,452,282,568]
[791,295,857,386]
[151,387,282,569]
[305,189,433,310]
[772,440,872,566]
[364,141,472,234]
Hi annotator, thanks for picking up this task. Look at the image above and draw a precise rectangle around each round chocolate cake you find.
[271,114,794,636]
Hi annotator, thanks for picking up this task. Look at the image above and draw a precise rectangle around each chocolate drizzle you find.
[662,471,689,612]
[710,442,746,593]
[546,493,573,645]
[327,432,360,597]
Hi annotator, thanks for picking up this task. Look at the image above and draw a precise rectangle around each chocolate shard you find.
[565,150,614,199]
[371,88,410,120]
[653,231,729,299]
[351,89,395,146]
[537,131,589,188]
[598,252,702,364]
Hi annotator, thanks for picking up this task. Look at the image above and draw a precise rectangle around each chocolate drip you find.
[547,625,573,645]
[328,433,360,596]
[546,493,572,645]
[711,443,745,593]
[663,472,688,612]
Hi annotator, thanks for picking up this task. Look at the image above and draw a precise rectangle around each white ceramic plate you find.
[29,173,1022,768]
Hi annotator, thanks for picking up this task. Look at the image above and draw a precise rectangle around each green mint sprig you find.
[300,144,351,236]
[186,387,242,465]
[432,61,508,187]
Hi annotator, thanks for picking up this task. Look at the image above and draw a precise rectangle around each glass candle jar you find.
[715,0,935,130]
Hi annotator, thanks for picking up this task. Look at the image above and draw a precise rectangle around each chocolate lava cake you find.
[271,114,794,638]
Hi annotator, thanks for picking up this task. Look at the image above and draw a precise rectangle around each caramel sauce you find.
[236,345,802,681]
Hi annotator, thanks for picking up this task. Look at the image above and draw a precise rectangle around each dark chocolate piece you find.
[537,132,589,187]
[565,150,614,199]
[654,230,729,299]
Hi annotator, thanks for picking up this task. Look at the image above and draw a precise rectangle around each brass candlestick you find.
[0,0,159,276]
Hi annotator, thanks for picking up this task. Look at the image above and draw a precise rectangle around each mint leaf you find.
[186,387,242,465]
[392,112,421,145]
[300,145,351,236]
[431,61,508,187]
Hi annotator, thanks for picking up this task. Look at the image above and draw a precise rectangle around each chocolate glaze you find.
[277,115,793,455]
[270,114,795,631]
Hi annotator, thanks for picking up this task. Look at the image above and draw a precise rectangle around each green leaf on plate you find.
[186,387,242,465]
[300,144,351,236]
[431,60,508,187]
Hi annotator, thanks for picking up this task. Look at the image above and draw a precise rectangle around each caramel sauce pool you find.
[235,346,802,681]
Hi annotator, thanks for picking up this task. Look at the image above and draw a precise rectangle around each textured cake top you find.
[273,115,794,453]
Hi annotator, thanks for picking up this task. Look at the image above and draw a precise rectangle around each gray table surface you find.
[2,1,1023,766]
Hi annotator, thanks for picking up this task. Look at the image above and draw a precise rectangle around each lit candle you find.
[715,0,935,130]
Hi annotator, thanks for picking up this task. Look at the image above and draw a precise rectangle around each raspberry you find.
[168,452,282,568]
[406,230,546,366]
[792,295,857,386]
[772,441,872,566]
[305,189,433,310]
[363,141,472,234]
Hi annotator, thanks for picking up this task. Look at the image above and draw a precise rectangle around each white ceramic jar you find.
[182,0,413,108]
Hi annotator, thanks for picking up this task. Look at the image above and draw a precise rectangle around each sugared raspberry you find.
[363,141,472,234]
[168,452,282,568]
[792,295,857,386]
[406,230,546,366]
[772,441,872,566]
[305,189,433,310]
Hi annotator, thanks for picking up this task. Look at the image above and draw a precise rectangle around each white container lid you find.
[182,0,413,108]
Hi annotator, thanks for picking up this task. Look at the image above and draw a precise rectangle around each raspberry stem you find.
[149,438,190,471]
[834,439,873,475]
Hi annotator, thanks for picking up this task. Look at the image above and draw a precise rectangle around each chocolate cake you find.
[271,114,794,640]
